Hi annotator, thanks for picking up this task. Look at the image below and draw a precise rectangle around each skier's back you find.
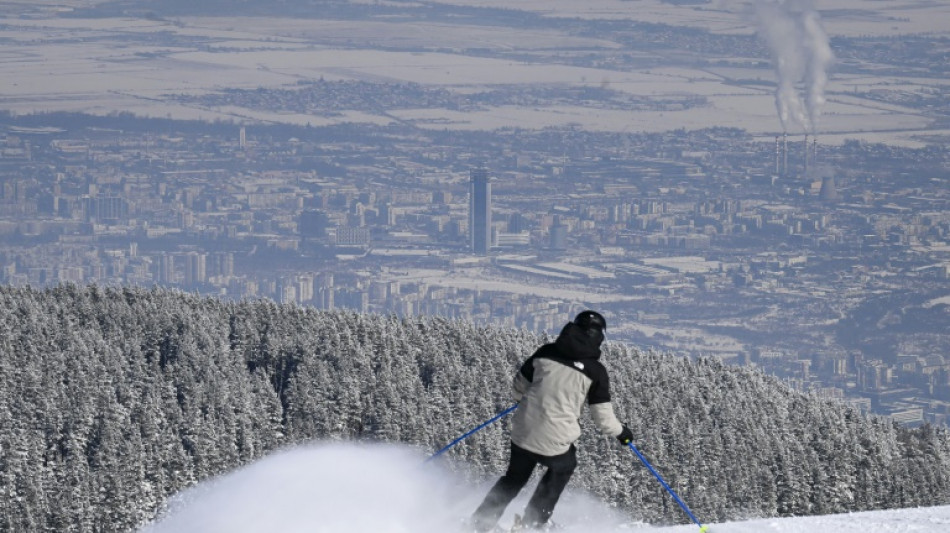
[470,310,633,531]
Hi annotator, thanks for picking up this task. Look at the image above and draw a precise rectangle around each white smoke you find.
[754,0,834,133]
[801,8,834,131]
[137,442,638,533]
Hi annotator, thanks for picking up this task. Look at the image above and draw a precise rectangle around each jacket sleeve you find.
[590,402,624,437]
[587,362,624,437]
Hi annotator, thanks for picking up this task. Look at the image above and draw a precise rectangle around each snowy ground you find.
[138,442,950,533]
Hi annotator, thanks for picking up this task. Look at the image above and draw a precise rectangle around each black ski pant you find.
[472,442,577,530]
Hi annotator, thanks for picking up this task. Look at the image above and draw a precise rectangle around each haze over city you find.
[1,0,948,430]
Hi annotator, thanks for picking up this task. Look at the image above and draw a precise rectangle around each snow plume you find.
[137,442,633,533]
[754,0,834,133]
[135,441,950,533]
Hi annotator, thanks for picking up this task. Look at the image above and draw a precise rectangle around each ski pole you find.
[425,404,518,463]
[627,441,708,532]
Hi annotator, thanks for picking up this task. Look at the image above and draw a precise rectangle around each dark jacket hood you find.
[553,322,603,361]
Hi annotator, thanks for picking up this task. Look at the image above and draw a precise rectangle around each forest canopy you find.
[1,284,950,532]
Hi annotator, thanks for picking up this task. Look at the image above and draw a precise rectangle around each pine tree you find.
[4,285,950,530]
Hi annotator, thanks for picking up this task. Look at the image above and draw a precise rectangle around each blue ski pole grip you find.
[425,404,518,463]
[627,441,706,531]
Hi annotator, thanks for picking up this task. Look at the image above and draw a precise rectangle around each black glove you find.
[617,425,633,446]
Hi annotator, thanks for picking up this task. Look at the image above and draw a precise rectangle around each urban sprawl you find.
[1,106,949,426]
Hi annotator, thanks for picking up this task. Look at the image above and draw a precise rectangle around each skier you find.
[470,310,634,532]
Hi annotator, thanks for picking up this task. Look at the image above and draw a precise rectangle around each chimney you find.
[783,132,788,177]
[775,135,781,175]
[803,134,809,176]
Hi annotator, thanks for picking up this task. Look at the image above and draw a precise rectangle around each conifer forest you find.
[2,285,950,532]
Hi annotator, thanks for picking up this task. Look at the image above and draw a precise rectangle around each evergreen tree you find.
[2,285,950,530]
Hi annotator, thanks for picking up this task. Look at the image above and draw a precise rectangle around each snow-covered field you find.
[0,1,946,146]
[139,442,950,533]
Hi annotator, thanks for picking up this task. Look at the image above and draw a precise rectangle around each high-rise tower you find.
[470,168,491,255]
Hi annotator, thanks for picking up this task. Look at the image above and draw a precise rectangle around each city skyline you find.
[0,0,948,427]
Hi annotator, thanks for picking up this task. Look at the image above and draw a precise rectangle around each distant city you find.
[1,107,948,426]
[1,0,949,427]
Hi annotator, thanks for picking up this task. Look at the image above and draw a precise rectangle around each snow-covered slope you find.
[671,505,950,532]
[139,442,950,533]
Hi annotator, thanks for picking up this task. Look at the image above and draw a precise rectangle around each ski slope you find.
[138,443,950,533]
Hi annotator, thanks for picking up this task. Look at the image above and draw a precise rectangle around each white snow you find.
[923,295,950,309]
[138,442,950,533]
[1,2,947,146]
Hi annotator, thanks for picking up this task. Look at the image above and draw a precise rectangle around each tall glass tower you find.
[470,168,491,255]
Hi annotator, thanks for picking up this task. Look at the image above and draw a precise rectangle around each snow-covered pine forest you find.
[2,284,950,532]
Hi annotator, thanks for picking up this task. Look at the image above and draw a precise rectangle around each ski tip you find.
[698,525,709,533]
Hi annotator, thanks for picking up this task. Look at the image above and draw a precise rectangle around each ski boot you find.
[516,514,563,531]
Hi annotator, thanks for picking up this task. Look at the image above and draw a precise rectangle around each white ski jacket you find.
[509,323,624,456]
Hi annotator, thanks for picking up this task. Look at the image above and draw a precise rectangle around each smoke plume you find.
[754,0,834,133]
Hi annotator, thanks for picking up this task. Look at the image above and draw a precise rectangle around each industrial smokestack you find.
[775,135,781,175]
[783,132,788,177]
[803,134,809,176]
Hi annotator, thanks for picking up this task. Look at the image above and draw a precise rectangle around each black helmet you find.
[574,310,606,332]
